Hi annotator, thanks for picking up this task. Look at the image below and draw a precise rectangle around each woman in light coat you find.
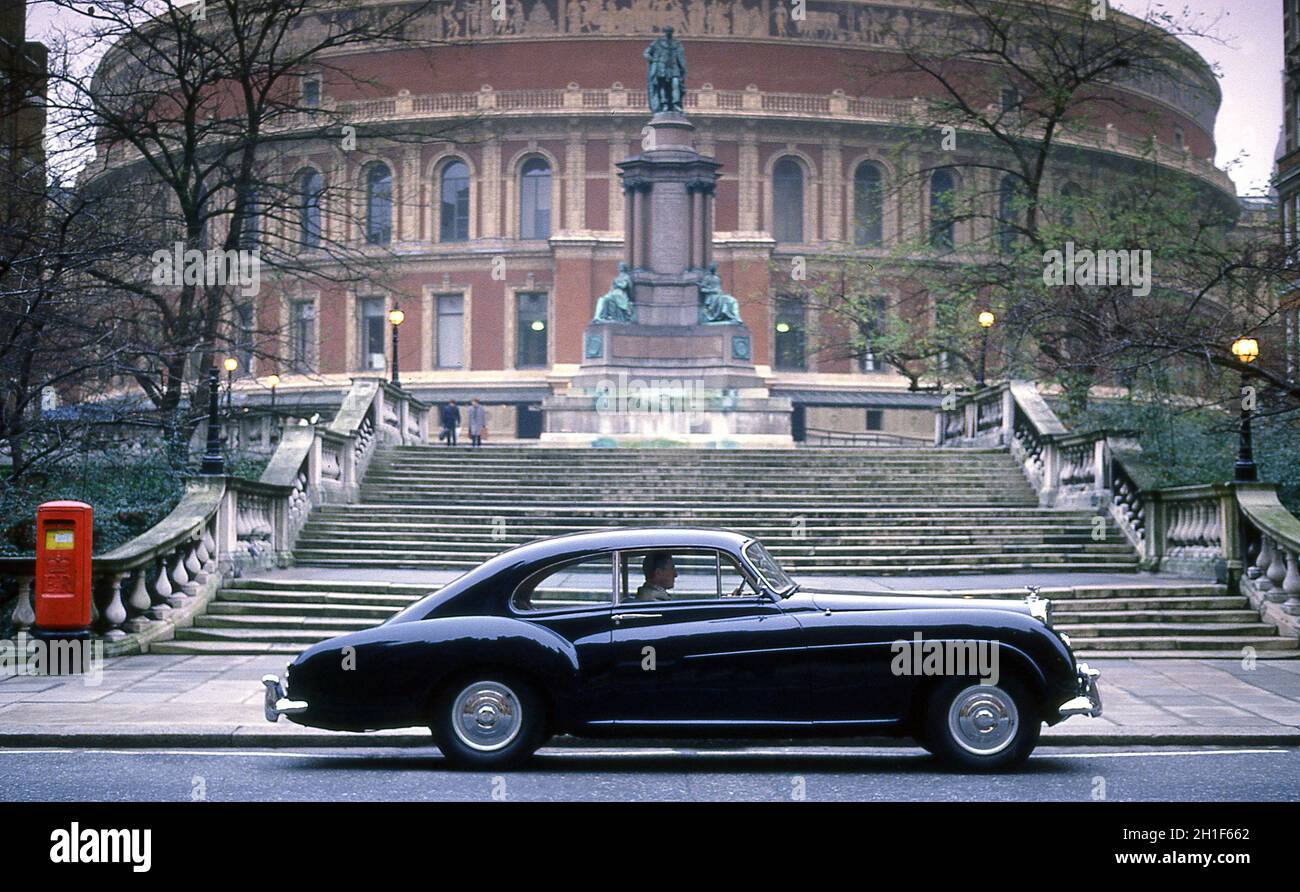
[467,398,487,448]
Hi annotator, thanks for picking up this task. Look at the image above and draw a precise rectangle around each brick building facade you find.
[89,0,1234,440]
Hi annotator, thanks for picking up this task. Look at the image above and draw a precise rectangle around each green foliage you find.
[226,455,270,481]
[0,448,185,556]
[1054,397,1300,515]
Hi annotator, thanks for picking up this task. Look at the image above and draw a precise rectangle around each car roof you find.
[500,526,754,564]
[384,527,760,624]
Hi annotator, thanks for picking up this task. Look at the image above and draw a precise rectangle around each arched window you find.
[772,157,804,243]
[440,159,470,242]
[853,162,884,247]
[929,168,955,249]
[1060,182,1082,229]
[997,174,1019,251]
[365,163,392,245]
[519,157,552,240]
[298,169,323,248]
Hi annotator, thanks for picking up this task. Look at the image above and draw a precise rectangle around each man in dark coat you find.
[440,399,461,446]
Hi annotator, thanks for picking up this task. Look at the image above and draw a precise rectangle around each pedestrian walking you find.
[468,398,487,448]
[440,399,461,447]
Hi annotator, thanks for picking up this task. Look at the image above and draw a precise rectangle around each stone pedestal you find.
[543,112,791,446]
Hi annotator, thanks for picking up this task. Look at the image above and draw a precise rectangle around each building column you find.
[823,138,843,242]
[738,130,759,231]
[564,129,586,231]
[401,147,420,241]
[608,134,628,238]
[480,133,502,238]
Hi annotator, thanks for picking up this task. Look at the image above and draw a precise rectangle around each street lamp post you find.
[1231,336,1260,483]
[200,366,224,475]
[266,373,280,410]
[223,357,238,416]
[976,310,996,388]
[388,306,405,386]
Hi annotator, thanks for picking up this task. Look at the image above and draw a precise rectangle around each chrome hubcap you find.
[452,681,522,752]
[947,685,1019,756]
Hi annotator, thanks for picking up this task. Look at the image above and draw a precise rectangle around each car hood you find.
[793,589,1036,617]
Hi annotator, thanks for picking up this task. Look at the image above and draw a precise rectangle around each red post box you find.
[34,500,93,640]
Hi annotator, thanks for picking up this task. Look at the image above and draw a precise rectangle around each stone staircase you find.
[301,446,1139,575]
[153,445,1298,659]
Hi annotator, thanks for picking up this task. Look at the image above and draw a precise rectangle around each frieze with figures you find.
[388,0,1217,131]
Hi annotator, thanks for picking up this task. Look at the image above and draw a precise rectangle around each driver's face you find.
[653,558,677,589]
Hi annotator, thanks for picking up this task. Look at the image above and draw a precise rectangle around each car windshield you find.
[744,540,796,595]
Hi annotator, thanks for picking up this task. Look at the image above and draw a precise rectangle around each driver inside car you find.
[633,552,676,601]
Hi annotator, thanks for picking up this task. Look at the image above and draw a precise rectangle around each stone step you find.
[368,467,1027,477]
[195,613,377,630]
[1073,649,1300,660]
[360,471,1037,483]
[1054,609,1261,624]
[221,578,433,594]
[357,494,1043,507]
[1056,621,1278,637]
[171,626,348,644]
[356,478,1034,491]
[315,505,1099,518]
[291,554,1139,575]
[150,640,306,655]
[216,588,427,607]
[1065,634,1298,651]
[1053,594,1242,609]
[296,530,1129,548]
[289,536,1136,556]
[298,539,1137,556]
[207,601,404,619]
[378,447,1010,457]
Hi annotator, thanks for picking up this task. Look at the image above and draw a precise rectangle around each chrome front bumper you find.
[261,674,309,723]
[1058,663,1103,719]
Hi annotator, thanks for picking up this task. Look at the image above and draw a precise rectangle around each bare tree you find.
[786,0,1293,418]
[42,0,468,463]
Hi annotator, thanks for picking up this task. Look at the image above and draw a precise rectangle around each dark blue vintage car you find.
[262,528,1101,770]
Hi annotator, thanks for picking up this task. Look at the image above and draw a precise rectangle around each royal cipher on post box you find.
[33,501,93,640]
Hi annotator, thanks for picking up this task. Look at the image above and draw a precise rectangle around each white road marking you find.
[0,746,1291,761]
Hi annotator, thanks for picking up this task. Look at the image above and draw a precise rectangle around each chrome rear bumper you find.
[1058,663,1103,719]
[261,674,308,723]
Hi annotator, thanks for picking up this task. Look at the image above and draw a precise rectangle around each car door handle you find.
[612,613,662,623]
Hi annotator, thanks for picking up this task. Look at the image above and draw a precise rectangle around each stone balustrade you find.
[0,377,429,654]
[98,86,1232,197]
[937,380,1300,639]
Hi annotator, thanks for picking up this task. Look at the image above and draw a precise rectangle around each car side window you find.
[513,554,614,612]
[619,549,759,603]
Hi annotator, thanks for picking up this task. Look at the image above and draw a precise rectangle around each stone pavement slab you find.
[0,654,1297,748]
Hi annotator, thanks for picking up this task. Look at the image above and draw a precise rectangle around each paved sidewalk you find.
[1,654,1298,748]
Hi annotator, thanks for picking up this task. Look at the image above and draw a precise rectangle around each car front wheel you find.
[432,675,547,769]
[923,677,1041,771]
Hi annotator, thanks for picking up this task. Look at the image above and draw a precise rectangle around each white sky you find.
[25,0,1286,197]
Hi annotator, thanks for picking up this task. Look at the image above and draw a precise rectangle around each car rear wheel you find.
[432,675,547,770]
[923,677,1040,771]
